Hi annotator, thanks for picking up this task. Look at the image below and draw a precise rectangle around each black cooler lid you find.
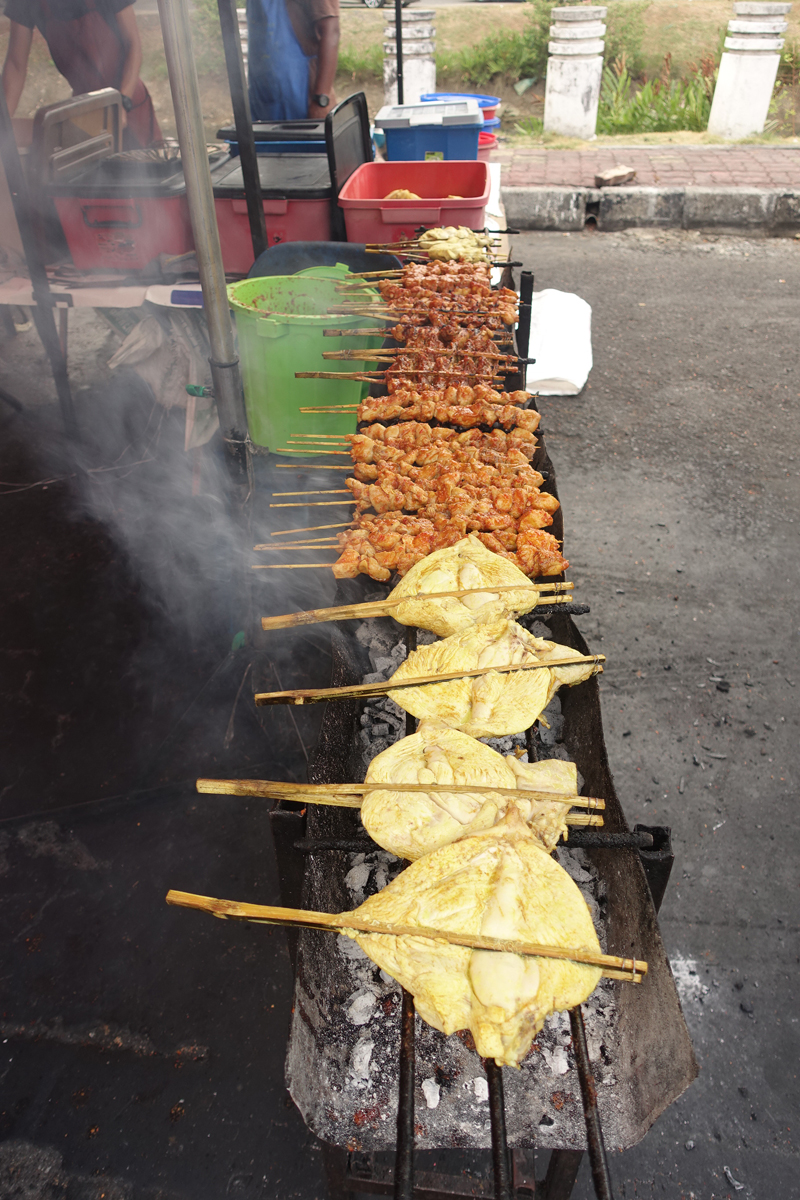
[216,119,325,142]
[211,153,332,200]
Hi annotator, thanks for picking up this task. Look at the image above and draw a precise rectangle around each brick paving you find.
[494,144,800,188]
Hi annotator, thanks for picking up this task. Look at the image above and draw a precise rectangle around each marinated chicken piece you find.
[362,719,582,858]
[362,719,515,859]
[385,534,540,636]
[343,809,603,1066]
[386,619,599,737]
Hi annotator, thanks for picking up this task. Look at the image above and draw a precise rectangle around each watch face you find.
[121,94,134,111]
[315,94,330,107]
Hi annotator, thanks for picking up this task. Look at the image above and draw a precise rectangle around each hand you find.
[308,94,336,120]
[120,108,128,129]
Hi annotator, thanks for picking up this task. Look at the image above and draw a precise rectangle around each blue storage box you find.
[374,99,483,162]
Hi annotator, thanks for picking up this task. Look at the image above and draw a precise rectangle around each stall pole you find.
[157,0,250,481]
[216,0,267,262]
[395,0,404,104]
[0,87,77,437]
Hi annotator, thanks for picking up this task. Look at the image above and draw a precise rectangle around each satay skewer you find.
[166,891,646,983]
[254,654,604,706]
[267,521,354,535]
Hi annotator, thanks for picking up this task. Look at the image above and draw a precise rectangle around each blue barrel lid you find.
[482,116,501,130]
[420,92,501,108]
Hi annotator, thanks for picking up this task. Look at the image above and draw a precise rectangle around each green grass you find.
[338,43,384,81]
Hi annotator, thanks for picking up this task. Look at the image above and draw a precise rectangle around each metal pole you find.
[0,84,77,437]
[393,987,415,1199]
[156,0,250,481]
[216,0,267,263]
[394,0,404,105]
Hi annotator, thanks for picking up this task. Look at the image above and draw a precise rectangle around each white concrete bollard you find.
[383,10,436,107]
[544,6,607,140]
[708,2,791,139]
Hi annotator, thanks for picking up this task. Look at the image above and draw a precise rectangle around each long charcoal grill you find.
[258,268,696,1199]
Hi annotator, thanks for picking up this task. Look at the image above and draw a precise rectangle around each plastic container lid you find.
[211,153,331,199]
[375,99,483,128]
[482,116,501,130]
[217,119,325,141]
[420,92,501,109]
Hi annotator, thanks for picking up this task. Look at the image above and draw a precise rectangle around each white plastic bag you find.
[525,288,593,396]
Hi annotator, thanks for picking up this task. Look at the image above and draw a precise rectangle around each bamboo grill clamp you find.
[253,655,605,706]
[195,777,606,811]
[165,891,646,984]
[257,582,574,628]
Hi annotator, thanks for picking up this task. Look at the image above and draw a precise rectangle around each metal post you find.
[0,84,76,437]
[569,1006,614,1200]
[156,0,250,481]
[394,0,404,105]
[484,1059,513,1200]
[216,0,267,262]
[394,988,415,1199]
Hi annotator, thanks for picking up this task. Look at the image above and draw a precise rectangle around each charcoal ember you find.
[479,731,528,759]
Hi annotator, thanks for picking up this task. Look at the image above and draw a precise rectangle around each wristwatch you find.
[120,94,134,112]
[313,94,330,108]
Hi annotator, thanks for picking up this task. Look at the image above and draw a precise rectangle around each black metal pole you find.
[394,0,404,105]
[216,0,267,263]
[484,1059,513,1200]
[570,1006,614,1200]
[394,987,415,1200]
[0,86,77,437]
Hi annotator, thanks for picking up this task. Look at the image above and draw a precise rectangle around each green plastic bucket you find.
[227,266,385,454]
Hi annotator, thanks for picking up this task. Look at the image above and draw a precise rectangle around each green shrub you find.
[597,54,715,134]
[604,1,651,78]
[188,0,226,75]
[437,0,650,91]
[338,43,384,79]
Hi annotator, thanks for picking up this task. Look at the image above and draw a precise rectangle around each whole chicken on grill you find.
[362,718,582,859]
[385,534,541,637]
[386,619,600,737]
[344,809,603,1066]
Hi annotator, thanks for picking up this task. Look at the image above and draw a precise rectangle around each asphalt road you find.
[521,227,800,1199]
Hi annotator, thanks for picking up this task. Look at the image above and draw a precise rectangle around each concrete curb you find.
[501,184,800,233]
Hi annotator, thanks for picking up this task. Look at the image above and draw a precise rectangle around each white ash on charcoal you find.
[286,824,621,1151]
[355,623,437,776]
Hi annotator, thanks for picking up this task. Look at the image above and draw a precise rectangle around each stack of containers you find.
[420,92,502,160]
[373,98,484,162]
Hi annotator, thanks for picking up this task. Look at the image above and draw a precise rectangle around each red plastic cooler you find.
[212,154,332,274]
[337,160,491,245]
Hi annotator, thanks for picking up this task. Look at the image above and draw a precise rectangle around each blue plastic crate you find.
[383,123,480,162]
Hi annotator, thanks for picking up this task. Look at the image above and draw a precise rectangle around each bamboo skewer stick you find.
[271,489,350,496]
[165,891,646,983]
[296,370,508,381]
[274,464,353,470]
[276,448,351,455]
[322,350,518,363]
[257,582,573,627]
[251,563,334,569]
[254,654,605,706]
[253,542,339,551]
[263,522,354,538]
[269,499,354,508]
[197,777,604,810]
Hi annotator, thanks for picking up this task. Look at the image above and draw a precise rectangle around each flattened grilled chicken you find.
[386,619,600,737]
[362,719,580,859]
[343,810,603,1066]
[385,534,541,637]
